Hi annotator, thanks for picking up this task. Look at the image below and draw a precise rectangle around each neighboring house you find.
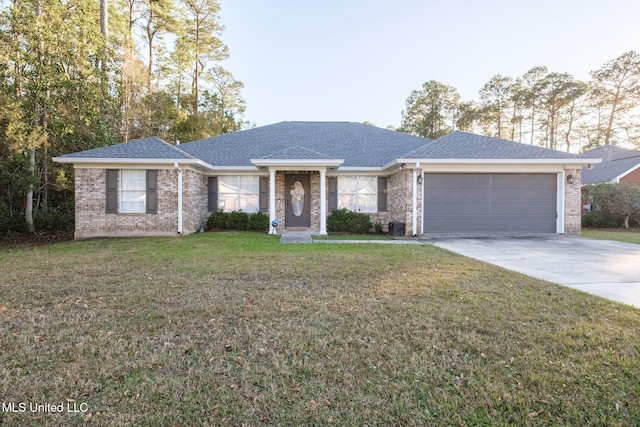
[581,145,640,184]
[53,122,599,238]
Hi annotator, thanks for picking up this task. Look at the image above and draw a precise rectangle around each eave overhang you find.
[52,157,215,171]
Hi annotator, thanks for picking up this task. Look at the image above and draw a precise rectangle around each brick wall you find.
[387,169,416,236]
[74,167,206,239]
[620,166,640,184]
[564,168,582,235]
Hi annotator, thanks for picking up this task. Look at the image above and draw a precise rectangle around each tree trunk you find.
[25,148,35,233]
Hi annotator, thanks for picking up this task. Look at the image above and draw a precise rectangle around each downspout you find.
[412,162,420,237]
[174,162,183,234]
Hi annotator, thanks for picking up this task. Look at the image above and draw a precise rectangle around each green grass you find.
[1,232,640,426]
[582,228,640,244]
[312,233,393,240]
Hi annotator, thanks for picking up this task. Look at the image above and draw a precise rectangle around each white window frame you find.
[218,175,260,212]
[337,175,378,213]
[119,169,146,213]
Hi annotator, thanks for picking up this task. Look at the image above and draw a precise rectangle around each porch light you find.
[566,174,574,185]
[399,163,406,170]
[417,175,423,184]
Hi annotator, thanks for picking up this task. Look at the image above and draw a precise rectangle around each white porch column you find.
[269,168,277,234]
[411,164,418,237]
[319,168,327,235]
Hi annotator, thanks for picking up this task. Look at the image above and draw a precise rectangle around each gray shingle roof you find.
[56,124,595,169]
[404,131,588,160]
[58,137,197,160]
[581,145,640,184]
[178,121,431,167]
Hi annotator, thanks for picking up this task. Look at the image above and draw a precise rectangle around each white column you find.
[319,168,327,235]
[411,166,417,237]
[269,168,277,234]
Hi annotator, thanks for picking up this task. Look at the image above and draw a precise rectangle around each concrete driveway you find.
[426,235,640,308]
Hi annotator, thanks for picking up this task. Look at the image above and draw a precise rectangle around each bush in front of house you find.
[206,210,269,231]
[327,208,373,234]
[581,210,621,228]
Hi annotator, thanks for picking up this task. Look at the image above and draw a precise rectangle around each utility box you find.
[388,221,405,237]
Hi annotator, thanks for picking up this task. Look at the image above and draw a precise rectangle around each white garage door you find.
[423,173,557,233]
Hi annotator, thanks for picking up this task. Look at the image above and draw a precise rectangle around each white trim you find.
[411,163,420,237]
[385,158,601,170]
[557,172,565,234]
[251,158,344,168]
[52,157,215,170]
[269,169,276,235]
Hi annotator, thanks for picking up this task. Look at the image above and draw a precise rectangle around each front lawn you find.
[1,233,639,426]
[582,228,640,244]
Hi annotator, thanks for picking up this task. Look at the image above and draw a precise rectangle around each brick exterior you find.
[74,166,580,238]
[564,168,582,235]
[74,167,207,239]
[388,169,419,236]
[620,166,640,184]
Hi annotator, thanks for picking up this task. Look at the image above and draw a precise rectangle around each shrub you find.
[229,211,250,230]
[581,211,620,228]
[327,208,372,234]
[206,210,269,232]
[248,211,269,231]
[206,210,232,230]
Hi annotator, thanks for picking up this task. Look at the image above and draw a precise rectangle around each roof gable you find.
[179,121,431,167]
[581,145,640,183]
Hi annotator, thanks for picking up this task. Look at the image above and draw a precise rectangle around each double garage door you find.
[423,173,558,233]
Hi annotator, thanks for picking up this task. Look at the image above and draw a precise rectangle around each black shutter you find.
[377,176,388,212]
[259,176,268,212]
[208,177,218,212]
[106,169,118,214]
[328,176,337,211]
[146,170,158,214]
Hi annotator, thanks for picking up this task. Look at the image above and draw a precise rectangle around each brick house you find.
[582,145,640,185]
[54,122,598,239]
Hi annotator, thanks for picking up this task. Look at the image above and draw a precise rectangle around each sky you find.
[218,0,640,129]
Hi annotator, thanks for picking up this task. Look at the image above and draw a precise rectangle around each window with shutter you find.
[259,177,268,212]
[146,170,158,214]
[106,169,118,214]
[328,177,337,211]
[377,177,388,212]
[208,177,218,212]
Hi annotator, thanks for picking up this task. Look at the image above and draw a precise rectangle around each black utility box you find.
[388,221,405,237]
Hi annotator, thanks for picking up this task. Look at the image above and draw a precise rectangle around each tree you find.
[182,0,228,117]
[535,72,587,150]
[478,74,513,139]
[588,51,640,147]
[401,80,461,139]
[589,183,640,228]
[520,66,548,145]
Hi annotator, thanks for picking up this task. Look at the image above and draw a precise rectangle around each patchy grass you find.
[1,232,640,426]
[582,228,640,244]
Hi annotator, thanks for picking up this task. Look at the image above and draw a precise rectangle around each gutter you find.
[174,162,183,234]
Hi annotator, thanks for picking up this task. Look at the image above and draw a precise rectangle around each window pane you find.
[337,176,378,212]
[218,176,259,212]
[120,170,146,213]
[338,176,357,194]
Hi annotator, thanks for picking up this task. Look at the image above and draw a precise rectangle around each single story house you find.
[581,145,640,184]
[53,121,599,239]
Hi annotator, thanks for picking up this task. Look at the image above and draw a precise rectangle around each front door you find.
[285,174,311,228]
